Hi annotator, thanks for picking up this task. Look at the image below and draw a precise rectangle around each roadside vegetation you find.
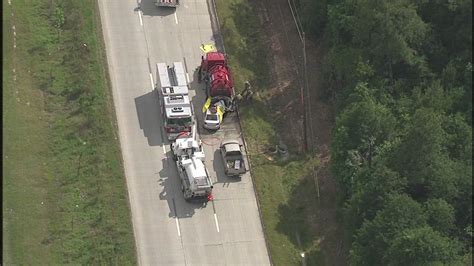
[216,0,324,265]
[298,0,472,264]
[3,0,136,264]
[216,0,472,265]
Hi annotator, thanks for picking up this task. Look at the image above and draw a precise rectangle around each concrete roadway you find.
[98,0,270,265]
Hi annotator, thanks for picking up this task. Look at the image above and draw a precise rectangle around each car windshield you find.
[226,150,242,157]
[206,114,218,121]
[167,117,192,126]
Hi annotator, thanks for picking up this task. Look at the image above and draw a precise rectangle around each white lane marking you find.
[138,10,143,26]
[149,73,154,91]
[8,0,11,5]
[162,145,166,154]
[214,213,220,232]
[186,73,190,83]
[175,217,181,236]
[174,12,178,24]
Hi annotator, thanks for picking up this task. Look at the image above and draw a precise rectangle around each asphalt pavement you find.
[98,0,270,265]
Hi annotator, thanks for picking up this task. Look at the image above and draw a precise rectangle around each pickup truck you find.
[219,139,246,177]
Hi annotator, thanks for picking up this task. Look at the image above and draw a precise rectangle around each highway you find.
[98,0,270,265]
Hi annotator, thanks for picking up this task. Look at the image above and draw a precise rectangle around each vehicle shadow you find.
[139,0,176,17]
[158,154,208,219]
[134,90,164,146]
[213,149,241,186]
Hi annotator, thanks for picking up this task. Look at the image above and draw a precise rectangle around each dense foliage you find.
[298,0,472,264]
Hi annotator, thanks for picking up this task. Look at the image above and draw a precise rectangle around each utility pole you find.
[302,31,309,152]
[300,33,307,153]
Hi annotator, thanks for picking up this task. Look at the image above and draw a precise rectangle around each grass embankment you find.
[215,0,324,264]
[3,0,136,264]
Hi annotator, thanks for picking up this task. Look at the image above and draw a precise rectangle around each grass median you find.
[3,0,136,264]
[215,0,324,264]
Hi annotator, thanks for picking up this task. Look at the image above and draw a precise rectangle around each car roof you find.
[221,139,241,152]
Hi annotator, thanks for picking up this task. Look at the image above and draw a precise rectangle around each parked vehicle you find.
[202,97,225,130]
[219,139,246,177]
[155,0,179,8]
[156,62,194,140]
[198,52,236,128]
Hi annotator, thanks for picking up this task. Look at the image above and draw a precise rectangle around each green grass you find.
[3,0,136,264]
[215,0,325,264]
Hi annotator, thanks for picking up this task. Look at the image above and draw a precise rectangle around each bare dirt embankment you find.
[255,0,349,264]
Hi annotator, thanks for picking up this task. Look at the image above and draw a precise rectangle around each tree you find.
[300,0,473,261]
[345,164,407,232]
[425,198,456,236]
[327,0,429,80]
[332,83,396,195]
[385,226,462,265]
[442,113,472,162]
[390,108,458,201]
[350,193,427,265]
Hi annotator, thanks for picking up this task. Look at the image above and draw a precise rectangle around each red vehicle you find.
[198,52,236,120]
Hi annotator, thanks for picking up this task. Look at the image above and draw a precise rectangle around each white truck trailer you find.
[156,62,194,140]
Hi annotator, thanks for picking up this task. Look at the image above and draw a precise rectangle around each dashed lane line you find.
[138,10,143,26]
[149,73,154,91]
[214,213,220,232]
[172,198,181,236]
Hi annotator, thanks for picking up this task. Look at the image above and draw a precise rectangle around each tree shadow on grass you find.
[276,174,323,261]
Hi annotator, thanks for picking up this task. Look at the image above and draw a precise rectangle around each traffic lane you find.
[140,3,229,265]
[139,0,216,91]
[105,0,270,264]
[173,200,224,265]
[201,143,271,265]
[197,106,271,266]
[140,0,184,66]
[174,0,216,69]
[189,44,270,264]
[164,142,225,265]
[98,0,185,264]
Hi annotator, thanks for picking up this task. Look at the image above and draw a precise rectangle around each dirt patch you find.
[252,0,349,264]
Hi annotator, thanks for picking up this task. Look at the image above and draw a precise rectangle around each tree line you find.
[298,0,472,264]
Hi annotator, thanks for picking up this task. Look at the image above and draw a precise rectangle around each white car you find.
[203,107,221,130]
